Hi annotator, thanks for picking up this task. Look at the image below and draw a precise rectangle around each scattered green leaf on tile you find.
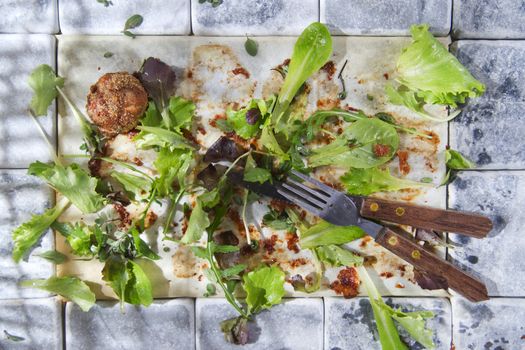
[103,51,114,58]
[97,0,113,7]
[3,330,25,342]
[122,14,143,38]
[245,37,258,56]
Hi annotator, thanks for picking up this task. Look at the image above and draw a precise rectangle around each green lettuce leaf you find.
[358,266,408,350]
[300,220,365,249]
[340,167,432,195]
[124,260,154,306]
[102,256,129,304]
[308,118,399,169]
[376,300,435,349]
[153,148,193,196]
[28,162,105,214]
[168,96,196,131]
[181,200,210,244]
[315,245,364,267]
[135,126,193,150]
[272,22,332,123]
[27,64,64,116]
[12,198,70,262]
[62,223,94,256]
[242,265,285,314]
[388,24,485,120]
[20,276,95,312]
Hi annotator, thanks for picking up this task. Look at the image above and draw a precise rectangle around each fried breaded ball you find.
[86,72,148,136]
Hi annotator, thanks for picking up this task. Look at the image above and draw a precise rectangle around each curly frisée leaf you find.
[21,276,96,312]
[242,265,285,314]
[28,64,64,116]
[12,198,70,262]
[389,24,485,120]
[340,167,432,196]
[28,162,105,214]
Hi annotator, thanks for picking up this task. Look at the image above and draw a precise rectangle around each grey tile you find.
[0,298,61,350]
[321,0,451,36]
[448,171,525,297]
[452,297,525,350]
[0,170,54,299]
[450,41,525,169]
[325,297,452,349]
[192,0,319,36]
[66,299,195,350]
[0,34,57,168]
[452,0,525,39]
[196,298,323,350]
[0,0,58,34]
[59,0,190,35]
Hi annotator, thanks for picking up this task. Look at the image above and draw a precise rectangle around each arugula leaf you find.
[358,266,408,350]
[21,276,95,312]
[181,200,210,244]
[242,265,285,314]
[111,171,152,200]
[124,260,153,306]
[388,24,485,121]
[340,167,432,196]
[12,198,69,262]
[130,228,160,260]
[27,64,64,116]
[221,263,247,278]
[445,149,473,170]
[29,162,105,214]
[35,250,68,264]
[376,300,435,349]
[308,118,399,169]
[315,245,363,267]
[272,22,332,123]
[300,220,365,249]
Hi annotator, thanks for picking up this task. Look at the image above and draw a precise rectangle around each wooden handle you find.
[360,197,492,238]
[375,226,489,302]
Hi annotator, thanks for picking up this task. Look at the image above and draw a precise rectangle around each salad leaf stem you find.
[29,110,61,165]
[241,189,251,245]
[163,188,186,235]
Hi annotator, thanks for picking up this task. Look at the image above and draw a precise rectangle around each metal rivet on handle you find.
[388,236,398,246]
[370,202,379,212]
[411,250,421,260]
[395,207,405,216]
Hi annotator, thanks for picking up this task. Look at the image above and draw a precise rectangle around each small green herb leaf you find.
[181,200,210,244]
[103,51,113,58]
[221,263,247,278]
[124,14,143,31]
[21,276,96,312]
[243,168,272,184]
[204,283,217,297]
[245,37,258,56]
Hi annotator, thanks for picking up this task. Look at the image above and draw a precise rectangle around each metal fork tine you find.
[277,187,323,215]
[281,183,327,208]
[286,178,330,202]
[290,170,337,196]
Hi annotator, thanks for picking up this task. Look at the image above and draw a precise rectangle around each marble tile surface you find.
[0,170,54,299]
[59,0,190,35]
[452,0,525,39]
[0,298,61,350]
[322,0,451,36]
[66,299,195,350]
[196,298,324,350]
[192,0,319,35]
[0,0,58,34]
[448,171,525,297]
[325,297,452,349]
[0,34,57,168]
[451,41,525,169]
[452,297,525,350]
